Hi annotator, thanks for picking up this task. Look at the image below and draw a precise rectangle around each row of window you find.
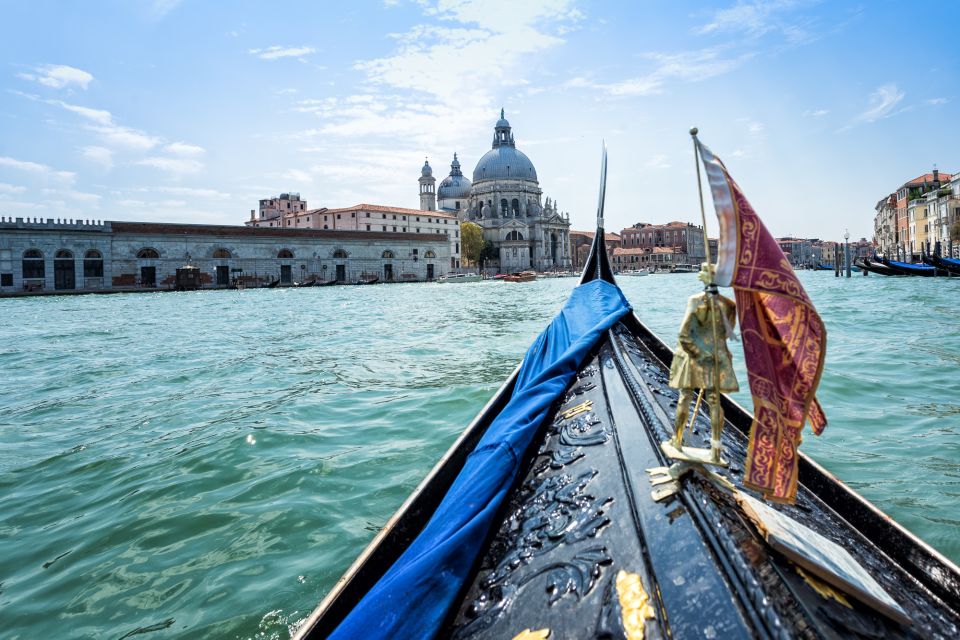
[20,249,104,279]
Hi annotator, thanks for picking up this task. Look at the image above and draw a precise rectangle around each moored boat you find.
[877,256,942,277]
[439,273,482,283]
[620,268,650,276]
[356,275,380,285]
[861,256,903,276]
[294,145,960,640]
[922,253,960,276]
[316,279,338,287]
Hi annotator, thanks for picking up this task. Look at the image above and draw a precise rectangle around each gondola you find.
[265,278,281,288]
[861,256,903,276]
[922,253,960,277]
[356,275,379,285]
[294,148,960,640]
[316,279,339,287]
[877,256,943,277]
[297,278,318,287]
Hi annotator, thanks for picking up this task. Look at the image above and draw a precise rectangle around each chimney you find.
[250,209,256,221]
[933,167,940,186]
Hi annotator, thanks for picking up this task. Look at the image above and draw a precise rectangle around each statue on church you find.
[480,201,491,219]
[666,263,739,464]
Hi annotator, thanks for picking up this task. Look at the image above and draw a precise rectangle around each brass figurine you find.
[667,263,738,464]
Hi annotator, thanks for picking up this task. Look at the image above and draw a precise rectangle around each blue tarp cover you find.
[329,279,632,639]
[887,259,934,270]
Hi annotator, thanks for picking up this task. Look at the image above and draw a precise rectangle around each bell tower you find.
[419,158,436,211]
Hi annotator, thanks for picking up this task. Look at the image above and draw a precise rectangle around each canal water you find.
[1,273,958,638]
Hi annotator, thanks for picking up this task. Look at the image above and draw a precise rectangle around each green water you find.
[1,273,958,638]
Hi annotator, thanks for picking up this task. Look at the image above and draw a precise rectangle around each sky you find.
[1,0,957,240]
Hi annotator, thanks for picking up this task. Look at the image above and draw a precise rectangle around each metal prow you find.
[580,142,615,284]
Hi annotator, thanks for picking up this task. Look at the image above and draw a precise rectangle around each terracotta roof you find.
[110,221,446,242]
[899,172,954,189]
[612,247,649,255]
[652,246,680,254]
[321,204,458,218]
[570,230,621,242]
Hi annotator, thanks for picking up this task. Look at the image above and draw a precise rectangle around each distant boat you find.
[502,271,536,282]
[669,263,697,273]
[296,278,317,287]
[438,273,482,283]
[620,268,650,277]
[316,279,338,287]
[264,278,280,288]
[356,275,379,285]
[816,264,834,271]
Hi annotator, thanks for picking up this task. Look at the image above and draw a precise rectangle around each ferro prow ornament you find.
[663,262,738,465]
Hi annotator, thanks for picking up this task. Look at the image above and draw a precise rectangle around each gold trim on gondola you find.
[616,570,655,639]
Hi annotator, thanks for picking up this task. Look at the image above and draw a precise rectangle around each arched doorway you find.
[54,249,75,290]
[137,247,160,287]
[550,233,558,266]
[213,248,232,286]
[84,250,104,289]
[22,249,45,289]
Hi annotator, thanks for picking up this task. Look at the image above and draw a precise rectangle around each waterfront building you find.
[874,195,897,257]
[451,111,572,272]
[873,169,953,260]
[0,217,450,293]
[265,203,461,270]
[569,230,620,271]
[619,221,707,265]
[246,193,307,228]
[776,238,823,268]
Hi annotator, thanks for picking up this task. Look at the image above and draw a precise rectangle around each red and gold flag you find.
[697,139,827,503]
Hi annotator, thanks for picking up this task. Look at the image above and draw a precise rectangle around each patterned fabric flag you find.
[697,139,827,504]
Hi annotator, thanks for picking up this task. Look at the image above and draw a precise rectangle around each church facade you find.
[419,111,572,272]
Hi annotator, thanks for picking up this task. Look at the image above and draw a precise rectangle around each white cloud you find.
[82,146,114,170]
[0,182,27,194]
[18,64,94,90]
[697,0,816,43]
[802,108,829,117]
[0,156,75,182]
[249,45,316,60]
[54,101,113,125]
[926,97,948,106]
[88,124,161,150]
[153,186,230,199]
[164,142,205,156]
[567,48,749,96]
[137,157,204,174]
[854,83,905,124]
[42,187,102,204]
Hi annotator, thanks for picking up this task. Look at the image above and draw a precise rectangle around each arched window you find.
[505,230,524,242]
[277,248,294,259]
[424,250,436,258]
[500,199,509,216]
[212,248,231,259]
[55,249,73,259]
[84,249,104,278]
[22,249,45,279]
[382,250,395,259]
[137,248,160,259]
[512,199,520,217]
[332,249,348,259]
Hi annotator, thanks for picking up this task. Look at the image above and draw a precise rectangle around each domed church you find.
[418,110,572,272]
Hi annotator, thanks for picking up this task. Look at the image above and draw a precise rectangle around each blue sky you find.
[1,0,956,240]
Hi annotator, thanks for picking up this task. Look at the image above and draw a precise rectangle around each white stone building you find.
[0,217,450,294]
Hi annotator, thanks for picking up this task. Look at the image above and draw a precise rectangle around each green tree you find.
[460,221,484,267]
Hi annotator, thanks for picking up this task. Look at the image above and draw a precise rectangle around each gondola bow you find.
[327,281,631,639]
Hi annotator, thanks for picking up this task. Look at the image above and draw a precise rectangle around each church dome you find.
[472,110,538,183]
[421,159,433,177]
[438,153,472,199]
[473,147,538,182]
